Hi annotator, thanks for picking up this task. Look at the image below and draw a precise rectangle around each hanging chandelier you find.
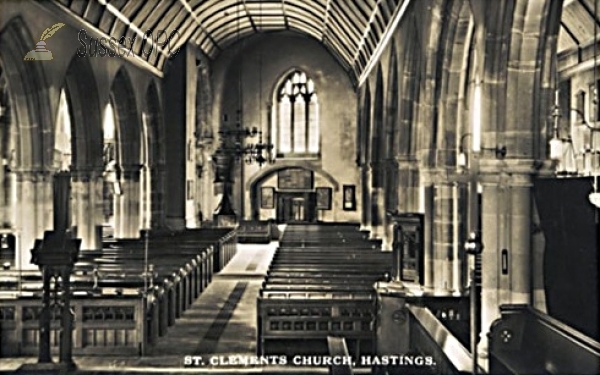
[212,1,274,169]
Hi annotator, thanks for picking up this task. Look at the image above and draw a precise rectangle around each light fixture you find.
[458,133,506,168]
[549,0,600,208]
[211,2,275,226]
[212,1,274,170]
[549,104,563,161]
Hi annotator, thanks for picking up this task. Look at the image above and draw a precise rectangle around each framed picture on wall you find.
[343,185,356,211]
[261,187,275,209]
[316,187,332,210]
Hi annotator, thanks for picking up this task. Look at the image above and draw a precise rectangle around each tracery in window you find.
[274,70,319,157]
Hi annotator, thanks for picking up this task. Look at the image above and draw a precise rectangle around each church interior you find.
[0,0,599,374]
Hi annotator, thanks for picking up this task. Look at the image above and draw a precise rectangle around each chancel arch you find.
[248,164,339,223]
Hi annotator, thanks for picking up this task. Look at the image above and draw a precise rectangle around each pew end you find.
[327,336,354,375]
[489,304,600,375]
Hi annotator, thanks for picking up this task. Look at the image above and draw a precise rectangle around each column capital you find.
[70,167,104,182]
[121,166,142,181]
[418,167,471,185]
[478,159,542,187]
[395,155,418,168]
[13,169,53,183]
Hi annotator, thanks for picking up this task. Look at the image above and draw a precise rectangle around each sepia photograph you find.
[0,0,599,374]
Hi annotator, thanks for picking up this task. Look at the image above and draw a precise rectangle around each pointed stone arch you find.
[382,40,400,250]
[144,79,165,229]
[63,56,103,170]
[62,55,104,250]
[369,63,385,238]
[398,18,420,159]
[0,16,54,268]
[0,16,52,170]
[359,81,371,230]
[110,68,141,169]
[109,67,142,238]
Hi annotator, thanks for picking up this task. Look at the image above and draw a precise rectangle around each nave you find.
[2,0,600,373]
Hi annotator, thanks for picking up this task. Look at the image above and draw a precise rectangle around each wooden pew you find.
[0,293,146,356]
[257,224,391,358]
[237,220,272,244]
[327,336,354,375]
[0,227,236,358]
[489,304,600,375]
[257,289,375,358]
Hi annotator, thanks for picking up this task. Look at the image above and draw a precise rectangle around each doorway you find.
[276,192,316,223]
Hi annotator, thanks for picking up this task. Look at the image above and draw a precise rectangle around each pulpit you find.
[30,230,80,369]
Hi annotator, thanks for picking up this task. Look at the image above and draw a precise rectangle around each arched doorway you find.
[249,165,338,223]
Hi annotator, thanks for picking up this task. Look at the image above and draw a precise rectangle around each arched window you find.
[274,70,319,158]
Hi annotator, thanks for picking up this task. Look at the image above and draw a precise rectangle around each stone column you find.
[199,154,211,222]
[114,166,141,239]
[71,168,103,250]
[454,181,469,293]
[14,170,52,270]
[382,159,399,251]
[150,163,166,229]
[370,157,386,240]
[478,162,534,368]
[140,165,152,230]
[396,157,419,213]
[360,165,372,232]
[432,181,455,293]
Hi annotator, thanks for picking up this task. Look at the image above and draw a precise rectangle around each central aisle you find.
[149,242,279,360]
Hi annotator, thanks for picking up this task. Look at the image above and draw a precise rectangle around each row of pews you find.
[0,228,236,357]
[257,223,392,358]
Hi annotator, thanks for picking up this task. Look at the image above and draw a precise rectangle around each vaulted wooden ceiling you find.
[53,0,408,82]
[51,0,596,79]
[559,0,600,55]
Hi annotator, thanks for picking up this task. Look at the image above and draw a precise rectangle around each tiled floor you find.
[0,242,280,373]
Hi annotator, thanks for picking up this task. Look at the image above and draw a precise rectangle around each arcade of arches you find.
[0,0,599,373]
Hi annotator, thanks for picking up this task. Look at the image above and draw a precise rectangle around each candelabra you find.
[212,119,274,226]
